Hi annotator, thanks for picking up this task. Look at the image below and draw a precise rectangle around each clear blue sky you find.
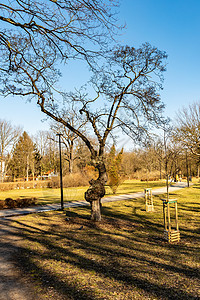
[1,0,200,135]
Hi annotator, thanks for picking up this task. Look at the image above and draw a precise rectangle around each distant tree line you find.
[1,101,199,184]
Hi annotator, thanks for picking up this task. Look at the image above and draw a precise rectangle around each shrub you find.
[140,177,160,182]
[48,177,60,188]
[0,182,18,191]
[2,197,37,209]
[107,146,125,194]
[0,180,51,191]
[5,198,17,208]
[0,170,96,192]
[48,172,91,189]
[15,197,37,207]
[63,173,90,187]
[131,170,161,181]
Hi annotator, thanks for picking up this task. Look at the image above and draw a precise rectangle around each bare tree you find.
[3,42,167,220]
[176,102,200,156]
[49,106,87,174]
[0,0,120,216]
[0,2,167,221]
[0,119,22,182]
[34,130,59,175]
[37,43,167,221]
[154,124,183,198]
[0,0,121,95]
[34,131,50,158]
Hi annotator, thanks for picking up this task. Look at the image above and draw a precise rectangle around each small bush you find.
[0,180,51,191]
[15,197,37,207]
[131,170,161,181]
[48,177,60,188]
[0,182,18,191]
[5,198,17,208]
[1,197,37,209]
[63,173,91,187]
[48,172,91,189]
[140,177,160,181]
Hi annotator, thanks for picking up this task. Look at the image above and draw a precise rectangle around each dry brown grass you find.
[13,183,200,299]
[0,180,51,191]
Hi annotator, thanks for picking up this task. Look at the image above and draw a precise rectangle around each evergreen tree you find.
[8,131,35,181]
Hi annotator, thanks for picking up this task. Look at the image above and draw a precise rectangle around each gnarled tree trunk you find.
[85,159,107,222]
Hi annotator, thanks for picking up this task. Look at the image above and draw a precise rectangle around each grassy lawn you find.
[0,179,167,205]
[0,186,87,205]
[13,182,200,299]
[105,179,167,195]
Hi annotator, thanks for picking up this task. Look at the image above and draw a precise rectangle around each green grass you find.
[0,179,167,205]
[0,186,88,205]
[13,182,200,299]
[105,179,166,195]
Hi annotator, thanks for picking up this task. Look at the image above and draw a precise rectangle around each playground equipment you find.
[144,188,154,212]
[161,199,180,243]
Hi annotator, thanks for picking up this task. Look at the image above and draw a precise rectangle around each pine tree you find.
[8,131,35,181]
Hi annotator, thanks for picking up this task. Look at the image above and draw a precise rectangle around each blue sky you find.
[1,0,200,135]
[120,0,200,116]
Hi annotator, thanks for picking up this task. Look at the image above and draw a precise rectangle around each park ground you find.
[0,180,199,299]
[0,180,167,205]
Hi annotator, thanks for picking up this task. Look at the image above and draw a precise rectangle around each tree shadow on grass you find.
[179,203,200,213]
[6,207,199,300]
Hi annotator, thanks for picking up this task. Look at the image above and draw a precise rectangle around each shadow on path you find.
[0,219,39,300]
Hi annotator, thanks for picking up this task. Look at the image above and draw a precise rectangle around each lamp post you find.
[57,133,64,210]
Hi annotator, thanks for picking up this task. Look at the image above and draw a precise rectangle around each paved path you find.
[0,182,188,218]
[0,218,38,300]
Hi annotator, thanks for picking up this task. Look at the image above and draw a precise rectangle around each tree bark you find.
[85,159,107,222]
[91,199,102,221]
[68,146,73,174]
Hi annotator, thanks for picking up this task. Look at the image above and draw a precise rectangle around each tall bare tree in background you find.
[174,101,200,183]
[34,130,59,176]
[0,119,22,182]
[49,105,87,174]
[176,102,200,156]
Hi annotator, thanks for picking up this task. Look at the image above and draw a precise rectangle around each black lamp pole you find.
[57,133,64,210]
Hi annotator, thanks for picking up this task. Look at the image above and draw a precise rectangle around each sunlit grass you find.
[105,179,167,195]
[0,179,167,205]
[0,186,88,205]
[13,182,200,299]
